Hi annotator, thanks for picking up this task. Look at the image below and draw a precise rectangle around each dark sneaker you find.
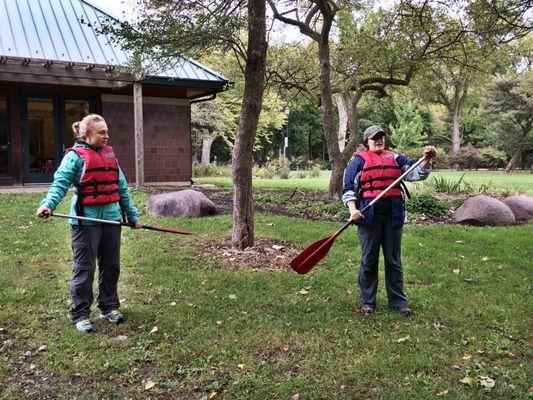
[361,305,375,315]
[398,307,412,317]
[100,310,125,324]
[75,319,93,333]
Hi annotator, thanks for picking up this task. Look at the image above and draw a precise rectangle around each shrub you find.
[253,158,288,179]
[296,171,308,179]
[479,147,508,169]
[405,194,450,217]
[192,162,231,177]
[448,144,481,170]
[428,174,494,195]
[308,166,321,178]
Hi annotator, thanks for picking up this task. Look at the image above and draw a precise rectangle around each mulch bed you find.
[197,236,297,272]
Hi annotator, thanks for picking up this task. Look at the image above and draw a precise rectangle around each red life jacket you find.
[70,145,120,206]
[358,150,402,199]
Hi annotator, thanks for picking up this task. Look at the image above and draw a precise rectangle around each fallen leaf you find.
[459,255,465,259]
[462,354,472,360]
[453,269,460,274]
[437,389,449,396]
[216,320,223,325]
[482,256,490,261]
[267,223,274,226]
[291,394,299,400]
[455,240,463,243]
[452,364,461,370]
[272,245,285,251]
[170,301,176,306]
[283,345,290,352]
[237,363,245,369]
[0,327,5,334]
[29,364,36,370]
[507,351,516,358]
[149,326,158,334]
[459,376,474,386]
[144,380,155,390]
[479,376,495,388]
[209,391,217,399]
[117,335,128,341]
[299,288,309,295]
[397,335,410,343]
[229,294,237,300]
[31,259,38,264]
[37,345,47,352]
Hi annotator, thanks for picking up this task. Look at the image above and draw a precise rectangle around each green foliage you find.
[308,165,321,178]
[478,147,508,169]
[253,158,290,179]
[405,194,450,217]
[254,192,287,205]
[389,97,428,148]
[192,162,231,178]
[428,173,494,194]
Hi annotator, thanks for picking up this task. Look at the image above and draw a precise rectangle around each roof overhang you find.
[0,56,228,97]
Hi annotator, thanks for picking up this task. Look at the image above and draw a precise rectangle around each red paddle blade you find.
[142,225,193,235]
[290,232,340,274]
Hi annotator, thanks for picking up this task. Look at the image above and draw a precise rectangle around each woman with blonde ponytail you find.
[36,113,141,333]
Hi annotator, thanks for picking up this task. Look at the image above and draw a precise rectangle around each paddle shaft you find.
[50,213,193,235]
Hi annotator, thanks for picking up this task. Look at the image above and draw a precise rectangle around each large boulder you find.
[453,195,515,226]
[502,195,533,221]
[147,190,217,218]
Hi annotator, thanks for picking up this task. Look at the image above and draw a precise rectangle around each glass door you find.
[0,93,10,176]
[63,98,93,149]
[22,95,58,183]
[22,94,96,183]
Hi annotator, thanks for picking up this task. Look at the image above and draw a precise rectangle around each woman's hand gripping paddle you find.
[290,157,426,274]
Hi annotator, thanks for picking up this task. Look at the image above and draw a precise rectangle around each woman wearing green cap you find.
[342,125,436,316]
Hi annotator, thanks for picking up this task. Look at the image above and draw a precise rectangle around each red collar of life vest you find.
[70,145,120,206]
[358,150,402,199]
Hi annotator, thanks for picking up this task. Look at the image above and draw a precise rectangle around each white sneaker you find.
[75,319,93,332]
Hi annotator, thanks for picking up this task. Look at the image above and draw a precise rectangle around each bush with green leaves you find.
[308,165,321,178]
[478,147,508,170]
[192,162,231,177]
[405,194,450,217]
[253,158,289,179]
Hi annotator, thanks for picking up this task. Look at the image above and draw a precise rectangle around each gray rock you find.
[453,195,515,226]
[147,190,217,218]
[502,195,533,221]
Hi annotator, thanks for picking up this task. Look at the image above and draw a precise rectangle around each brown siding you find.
[102,96,191,184]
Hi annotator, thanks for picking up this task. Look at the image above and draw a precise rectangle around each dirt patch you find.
[197,236,298,272]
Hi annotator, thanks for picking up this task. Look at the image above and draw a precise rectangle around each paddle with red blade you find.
[290,156,426,274]
[50,213,193,235]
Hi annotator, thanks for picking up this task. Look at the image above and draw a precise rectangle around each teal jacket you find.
[39,142,140,225]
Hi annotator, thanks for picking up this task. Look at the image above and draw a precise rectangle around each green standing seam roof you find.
[0,0,228,85]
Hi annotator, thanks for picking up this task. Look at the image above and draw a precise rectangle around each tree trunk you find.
[201,130,218,165]
[317,38,343,200]
[231,0,267,250]
[505,150,520,174]
[450,83,468,170]
[336,94,348,152]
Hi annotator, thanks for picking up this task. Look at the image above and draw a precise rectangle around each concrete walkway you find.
[0,185,50,193]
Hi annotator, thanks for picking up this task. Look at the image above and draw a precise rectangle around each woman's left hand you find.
[424,145,437,159]
[134,221,142,229]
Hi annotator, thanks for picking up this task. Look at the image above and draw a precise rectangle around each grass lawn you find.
[0,192,531,399]
[195,170,533,195]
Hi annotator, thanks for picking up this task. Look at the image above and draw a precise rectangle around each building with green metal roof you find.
[0,0,229,186]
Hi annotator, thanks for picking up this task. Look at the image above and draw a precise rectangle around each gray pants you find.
[357,212,407,309]
[70,224,121,323]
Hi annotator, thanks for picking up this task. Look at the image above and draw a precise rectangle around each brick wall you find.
[101,95,191,184]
